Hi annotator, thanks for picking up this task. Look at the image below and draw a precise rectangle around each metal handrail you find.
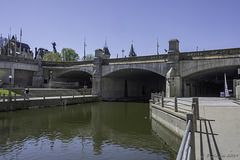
[176,120,191,160]
[183,132,191,160]
[192,107,195,113]
[187,146,192,160]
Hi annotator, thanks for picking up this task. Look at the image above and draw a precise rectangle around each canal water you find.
[0,102,181,160]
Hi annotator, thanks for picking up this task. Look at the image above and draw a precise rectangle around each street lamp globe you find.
[9,75,12,82]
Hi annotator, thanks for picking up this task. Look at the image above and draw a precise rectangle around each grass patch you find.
[0,89,21,96]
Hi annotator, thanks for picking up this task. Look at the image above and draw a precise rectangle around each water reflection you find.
[0,102,178,160]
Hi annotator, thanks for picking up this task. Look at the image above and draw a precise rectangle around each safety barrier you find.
[150,93,199,160]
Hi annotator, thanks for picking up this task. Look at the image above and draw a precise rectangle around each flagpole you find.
[157,38,159,55]
[14,34,17,56]
[20,28,22,55]
[8,34,10,56]
[83,38,86,61]
[10,27,11,39]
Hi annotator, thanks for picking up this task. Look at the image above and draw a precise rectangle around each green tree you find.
[85,54,94,60]
[61,48,79,62]
[0,69,5,79]
[44,52,62,61]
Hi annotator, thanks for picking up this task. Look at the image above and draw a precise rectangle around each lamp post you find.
[50,71,53,81]
[8,75,12,102]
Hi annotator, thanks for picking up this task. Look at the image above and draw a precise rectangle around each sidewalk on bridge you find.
[195,97,240,160]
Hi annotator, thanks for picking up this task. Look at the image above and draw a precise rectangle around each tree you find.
[85,54,94,60]
[61,48,79,62]
[44,52,62,61]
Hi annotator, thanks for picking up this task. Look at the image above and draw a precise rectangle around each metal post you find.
[161,94,164,107]
[3,94,5,102]
[186,113,196,160]
[152,94,155,104]
[43,93,45,100]
[0,93,1,100]
[72,92,74,98]
[14,93,16,101]
[24,93,25,101]
[158,92,161,103]
[192,98,199,119]
[175,96,178,112]
[192,103,197,130]
[60,93,62,99]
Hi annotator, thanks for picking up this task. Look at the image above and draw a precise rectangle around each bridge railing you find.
[0,88,92,102]
[103,54,168,64]
[180,47,240,60]
[0,55,38,65]
[42,60,94,67]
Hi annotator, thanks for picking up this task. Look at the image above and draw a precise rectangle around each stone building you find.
[0,36,33,59]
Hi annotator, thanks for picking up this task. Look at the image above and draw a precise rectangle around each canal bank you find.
[0,95,100,112]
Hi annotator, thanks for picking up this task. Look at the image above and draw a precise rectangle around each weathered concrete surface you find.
[195,98,240,160]
[0,61,38,71]
[150,100,187,138]
[180,57,240,78]
[151,118,182,152]
[102,62,167,77]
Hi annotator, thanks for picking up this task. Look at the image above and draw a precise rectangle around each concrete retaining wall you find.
[0,96,100,112]
[150,102,186,137]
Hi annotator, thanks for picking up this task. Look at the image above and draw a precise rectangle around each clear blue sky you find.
[1,0,240,59]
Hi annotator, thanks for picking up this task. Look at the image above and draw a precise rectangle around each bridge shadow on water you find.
[196,119,222,160]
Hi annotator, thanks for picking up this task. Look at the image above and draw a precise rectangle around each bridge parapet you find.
[0,55,38,65]
[103,54,168,64]
[180,48,240,60]
[42,60,94,67]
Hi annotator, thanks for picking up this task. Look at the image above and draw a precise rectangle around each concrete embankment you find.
[150,100,187,138]
[0,95,100,112]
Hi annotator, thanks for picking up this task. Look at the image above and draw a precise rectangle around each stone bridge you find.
[0,56,40,87]
[1,39,240,99]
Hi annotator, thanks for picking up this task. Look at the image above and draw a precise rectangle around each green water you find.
[0,102,180,160]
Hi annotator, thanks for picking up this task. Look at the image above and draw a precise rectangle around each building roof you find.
[129,44,137,57]
[169,39,179,43]
[103,46,111,55]
[11,36,30,52]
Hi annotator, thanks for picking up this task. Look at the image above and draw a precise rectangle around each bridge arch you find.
[102,68,166,100]
[180,58,240,78]
[44,68,93,88]
[102,63,167,77]
[181,62,240,97]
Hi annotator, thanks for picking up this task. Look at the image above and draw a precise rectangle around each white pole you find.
[224,73,230,97]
